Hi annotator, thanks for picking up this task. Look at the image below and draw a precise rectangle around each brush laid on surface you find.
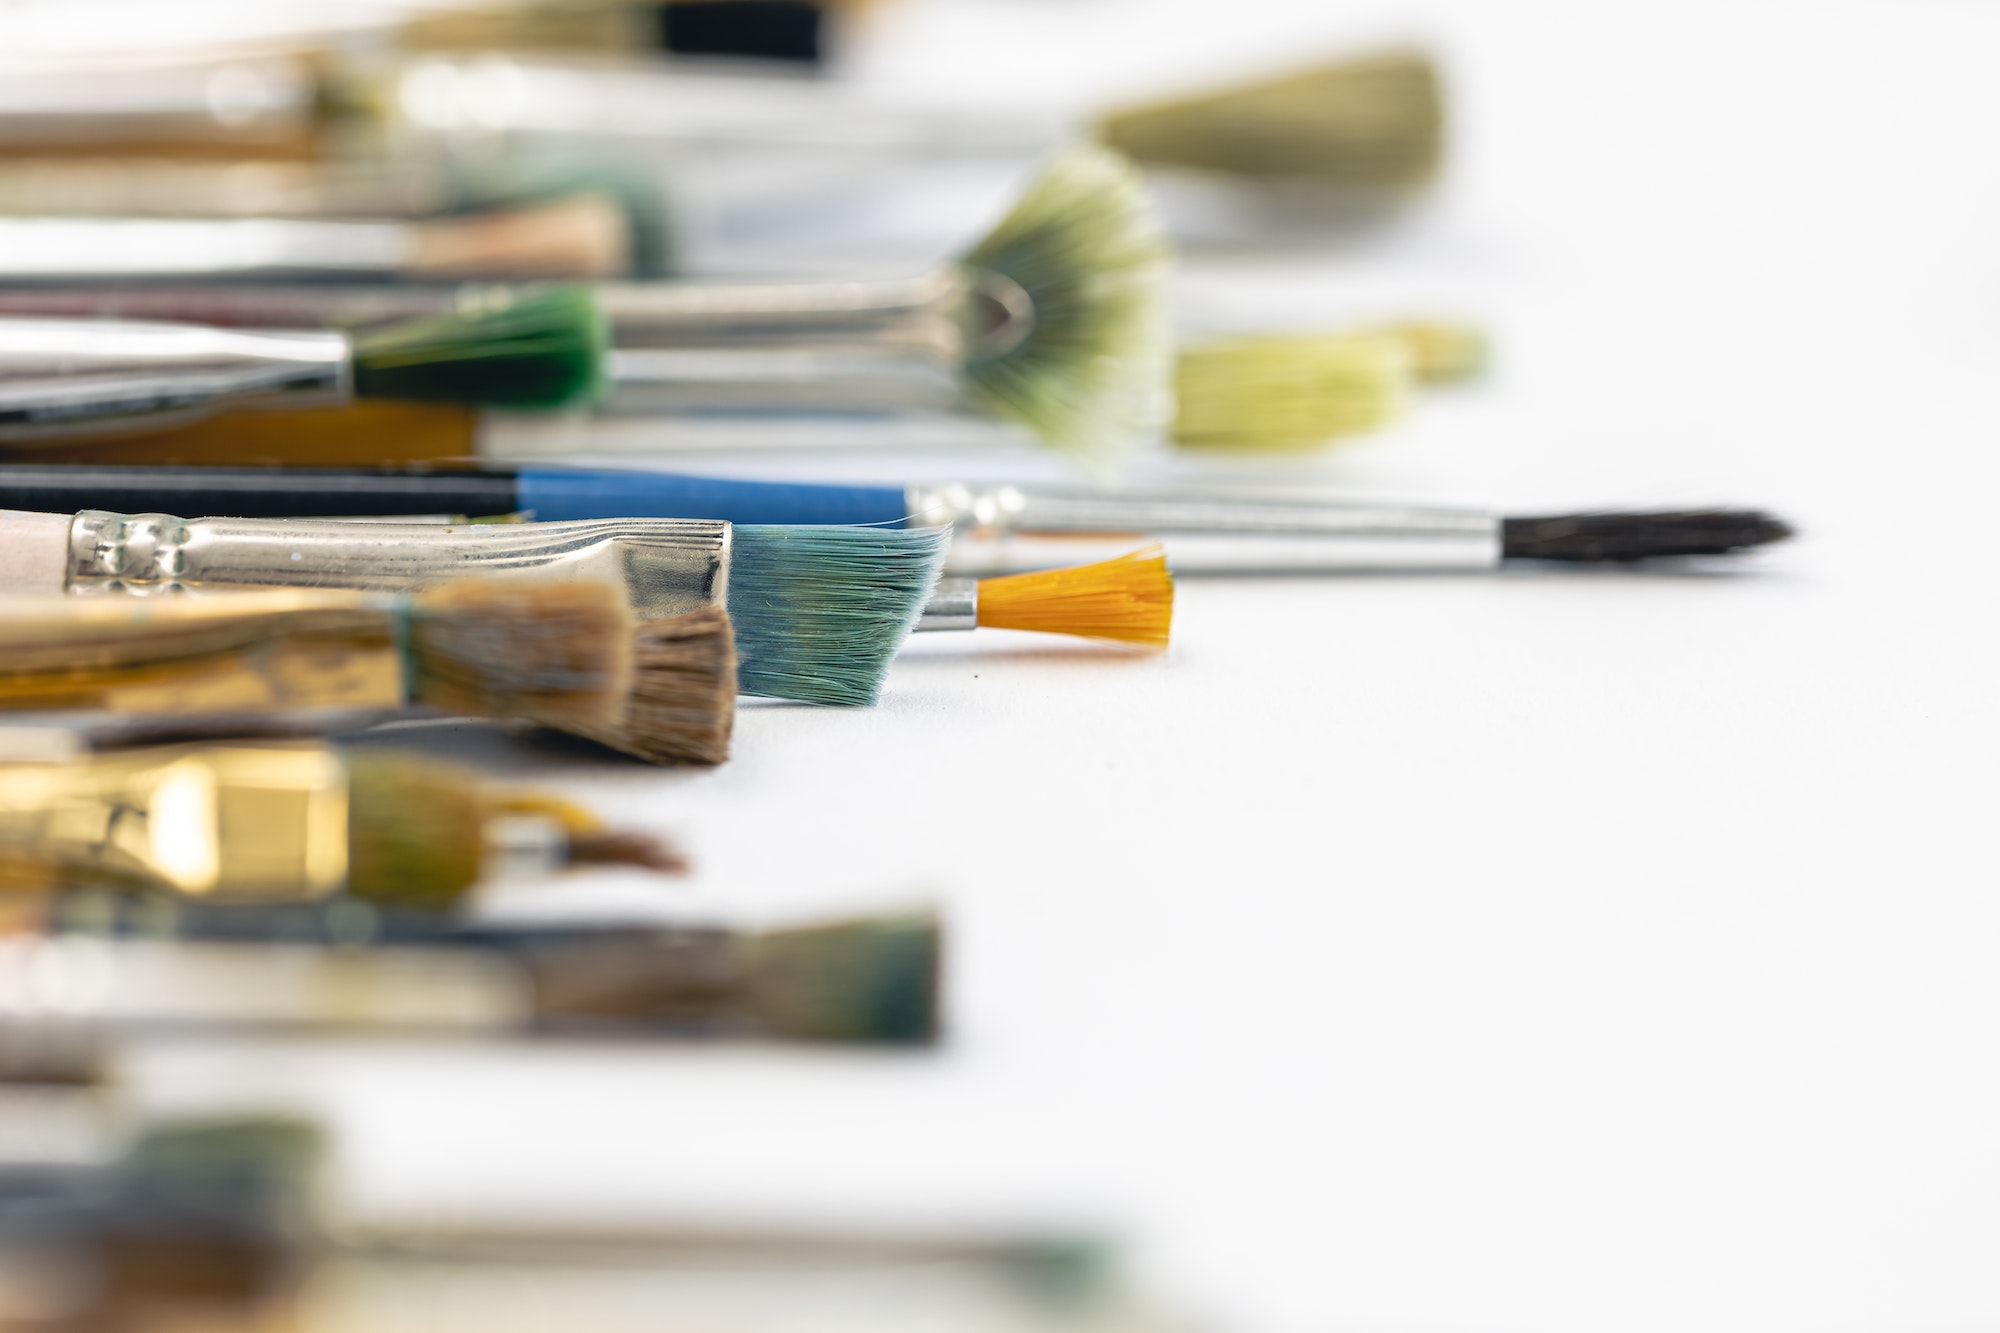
[0,581,734,765]
[0,148,1169,466]
[397,48,1443,197]
[0,466,1792,574]
[0,509,944,706]
[10,901,939,1044]
[0,193,630,283]
[0,741,681,909]
[0,51,327,157]
[0,286,606,445]
[0,155,675,275]
[1172,333,1412,451]
[918,546,1173,649]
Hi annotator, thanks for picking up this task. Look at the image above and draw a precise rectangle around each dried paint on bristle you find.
[1173,334,1410,452]
[1500,510,1796,562]
[977,545,1174,647]
[567,604,737,765]
[748,913,942,1045]
[958,146,1172,471]
[408,579,630,734]
[343,751,487,910]
[349,284,608,409]
[729,525,948,706]
[1098,50,1444,191]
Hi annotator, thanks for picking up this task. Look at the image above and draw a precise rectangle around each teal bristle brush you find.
[0,510,946,707]
[0,286,607,445]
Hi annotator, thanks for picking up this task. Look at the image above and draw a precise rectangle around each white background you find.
[124,2,2000,1330]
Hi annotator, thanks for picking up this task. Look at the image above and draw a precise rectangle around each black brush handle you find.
[0,464,520,520]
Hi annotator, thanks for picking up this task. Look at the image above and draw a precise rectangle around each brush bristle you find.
[976,545,1174,647]
[1097,50,1444,190]
[1374,319,1487,384]
[1173,334,1410,451]
[406,193,632,278]
[408,579,630,734]
[958,146,1172,470]
[1500,510,1796,562]
[343,751,488,911]
[748,913,941,1044]
[349,284,608,408]
[566,605,738,765]
[729,525,948,706]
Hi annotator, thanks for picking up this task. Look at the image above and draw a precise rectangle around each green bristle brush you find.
[0,286,607,445]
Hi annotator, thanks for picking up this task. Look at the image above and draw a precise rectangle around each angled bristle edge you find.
[729,526,949,706]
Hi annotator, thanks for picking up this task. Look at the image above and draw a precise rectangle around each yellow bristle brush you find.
[0,580,736,765]
[919,546,1173,650]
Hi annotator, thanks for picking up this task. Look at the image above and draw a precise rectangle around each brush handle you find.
[0,321,350,443]
[59,511,730,618]
[0,218,421,280]
[910,485,1503,573]
[0,285,471,329]
[0,53,320,149]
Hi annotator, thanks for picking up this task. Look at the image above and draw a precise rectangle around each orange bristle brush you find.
[915,546,1173,649]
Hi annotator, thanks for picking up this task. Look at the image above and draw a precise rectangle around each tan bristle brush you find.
[1173,333,1414,452]
[919,545,1173,649]
[1098,50,1445,193]
[0,742,682,909]
[0,580,737,765]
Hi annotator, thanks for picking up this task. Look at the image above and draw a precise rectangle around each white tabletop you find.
[111,2,2000,1330]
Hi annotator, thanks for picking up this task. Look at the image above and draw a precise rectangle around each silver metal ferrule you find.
[63,513,730,619]
[915,578,979,632]
[594,270,1033,416]
[905,484,1504,575]
[0,217,418,281]
[0,321,351,443]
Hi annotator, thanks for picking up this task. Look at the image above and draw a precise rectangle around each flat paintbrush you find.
[0,741,682,911]
[0,466,1792,574]
[0,146,1170,467]
[11,903,940,1044]
[0,581,735,766]
[0,509,945,707]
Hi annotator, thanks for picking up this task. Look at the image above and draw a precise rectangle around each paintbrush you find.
[0,50,329,158]
[0,740,681,910]
[0,193,631,283]
[0,155,676,275]
[0,466,1793,574]
[0,147,1169,467]
[0,286,606,445]
[395,48,1443,196]
[9,901,940,1043]
[0,509,945,706]
[0,581,735,765]
[0,290,1479,454]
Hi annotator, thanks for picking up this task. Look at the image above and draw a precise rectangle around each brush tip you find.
[975,545,1174,647]
[569,604,738,766]
[349,283,608,409]
[959,145,1172,469]
[729,525,949,706]
[750,913,942,1044]
[1173,334,1410,451]
[1500,510,1795,562]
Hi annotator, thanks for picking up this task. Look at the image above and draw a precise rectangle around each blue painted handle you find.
[517,468,910,527]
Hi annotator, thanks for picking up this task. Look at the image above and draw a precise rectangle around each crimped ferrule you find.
[63,512,732,619]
